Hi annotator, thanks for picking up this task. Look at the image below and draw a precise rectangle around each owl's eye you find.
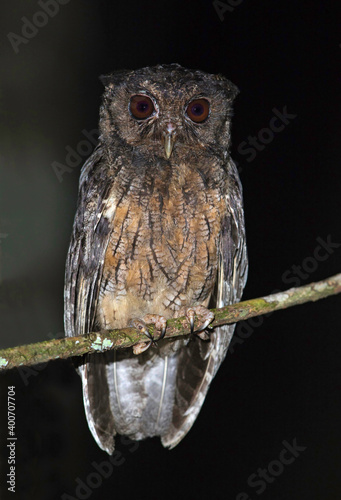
[186,99,210,123]
[129,95,155,119]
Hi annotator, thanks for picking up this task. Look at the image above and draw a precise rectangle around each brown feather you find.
[64,64,247,453]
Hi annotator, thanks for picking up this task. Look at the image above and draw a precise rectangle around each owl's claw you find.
[131,319,154,354]
[185,306,214,340]
[158,324,166,340]
[143,314,167,341]
[131,314,167,355]
[186,309,196,335]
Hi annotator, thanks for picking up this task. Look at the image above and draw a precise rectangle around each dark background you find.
[0,1,340,499]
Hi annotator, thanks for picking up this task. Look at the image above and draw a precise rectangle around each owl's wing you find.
[64,145,117,453]
[162,159,248,448]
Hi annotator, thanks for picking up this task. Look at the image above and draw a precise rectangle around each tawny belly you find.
[97,190,224,329]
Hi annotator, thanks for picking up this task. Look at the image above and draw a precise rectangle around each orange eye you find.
[129,95,155,119]
[186,99,210,123]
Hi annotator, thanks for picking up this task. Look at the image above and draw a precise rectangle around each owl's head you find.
[99,64,238,159]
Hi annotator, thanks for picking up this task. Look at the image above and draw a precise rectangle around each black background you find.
[0,1,341,499]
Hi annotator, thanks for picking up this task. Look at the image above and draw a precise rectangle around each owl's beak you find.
[163,124,176,158]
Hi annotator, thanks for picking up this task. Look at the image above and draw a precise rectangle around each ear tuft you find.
[217,76,239,101]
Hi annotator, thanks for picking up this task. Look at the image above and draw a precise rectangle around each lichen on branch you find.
[0,273,340,371]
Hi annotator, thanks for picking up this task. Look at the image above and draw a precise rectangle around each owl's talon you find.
[130,319,154,355]
[131,315,167,354]
[130,319,155,354]
[185,306,214,338]
[142,314,167,342]
[131,319,152,339]
[186,309,195,335]
[133,340,153,355]
[159,325,166,341]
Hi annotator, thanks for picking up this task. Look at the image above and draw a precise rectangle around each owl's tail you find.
[79,348,179,453]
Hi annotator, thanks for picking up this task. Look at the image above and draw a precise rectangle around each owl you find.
[64,64,248,453]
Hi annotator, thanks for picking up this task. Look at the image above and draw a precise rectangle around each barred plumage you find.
[64,64,248,453]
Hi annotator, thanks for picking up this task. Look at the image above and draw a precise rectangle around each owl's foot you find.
[185,306,214,340]
[131,314,167,355]
[142,314,167,341]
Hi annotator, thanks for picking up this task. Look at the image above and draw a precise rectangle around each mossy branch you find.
[0,273,340,371]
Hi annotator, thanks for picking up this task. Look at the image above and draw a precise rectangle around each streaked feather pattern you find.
[64,64,247,453]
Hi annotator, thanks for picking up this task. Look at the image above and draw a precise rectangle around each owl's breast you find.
[98,161,226,328]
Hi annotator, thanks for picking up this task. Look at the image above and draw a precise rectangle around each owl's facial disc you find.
[120,87,216,158]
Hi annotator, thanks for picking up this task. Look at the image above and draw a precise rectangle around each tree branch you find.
[0,273,340,371]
